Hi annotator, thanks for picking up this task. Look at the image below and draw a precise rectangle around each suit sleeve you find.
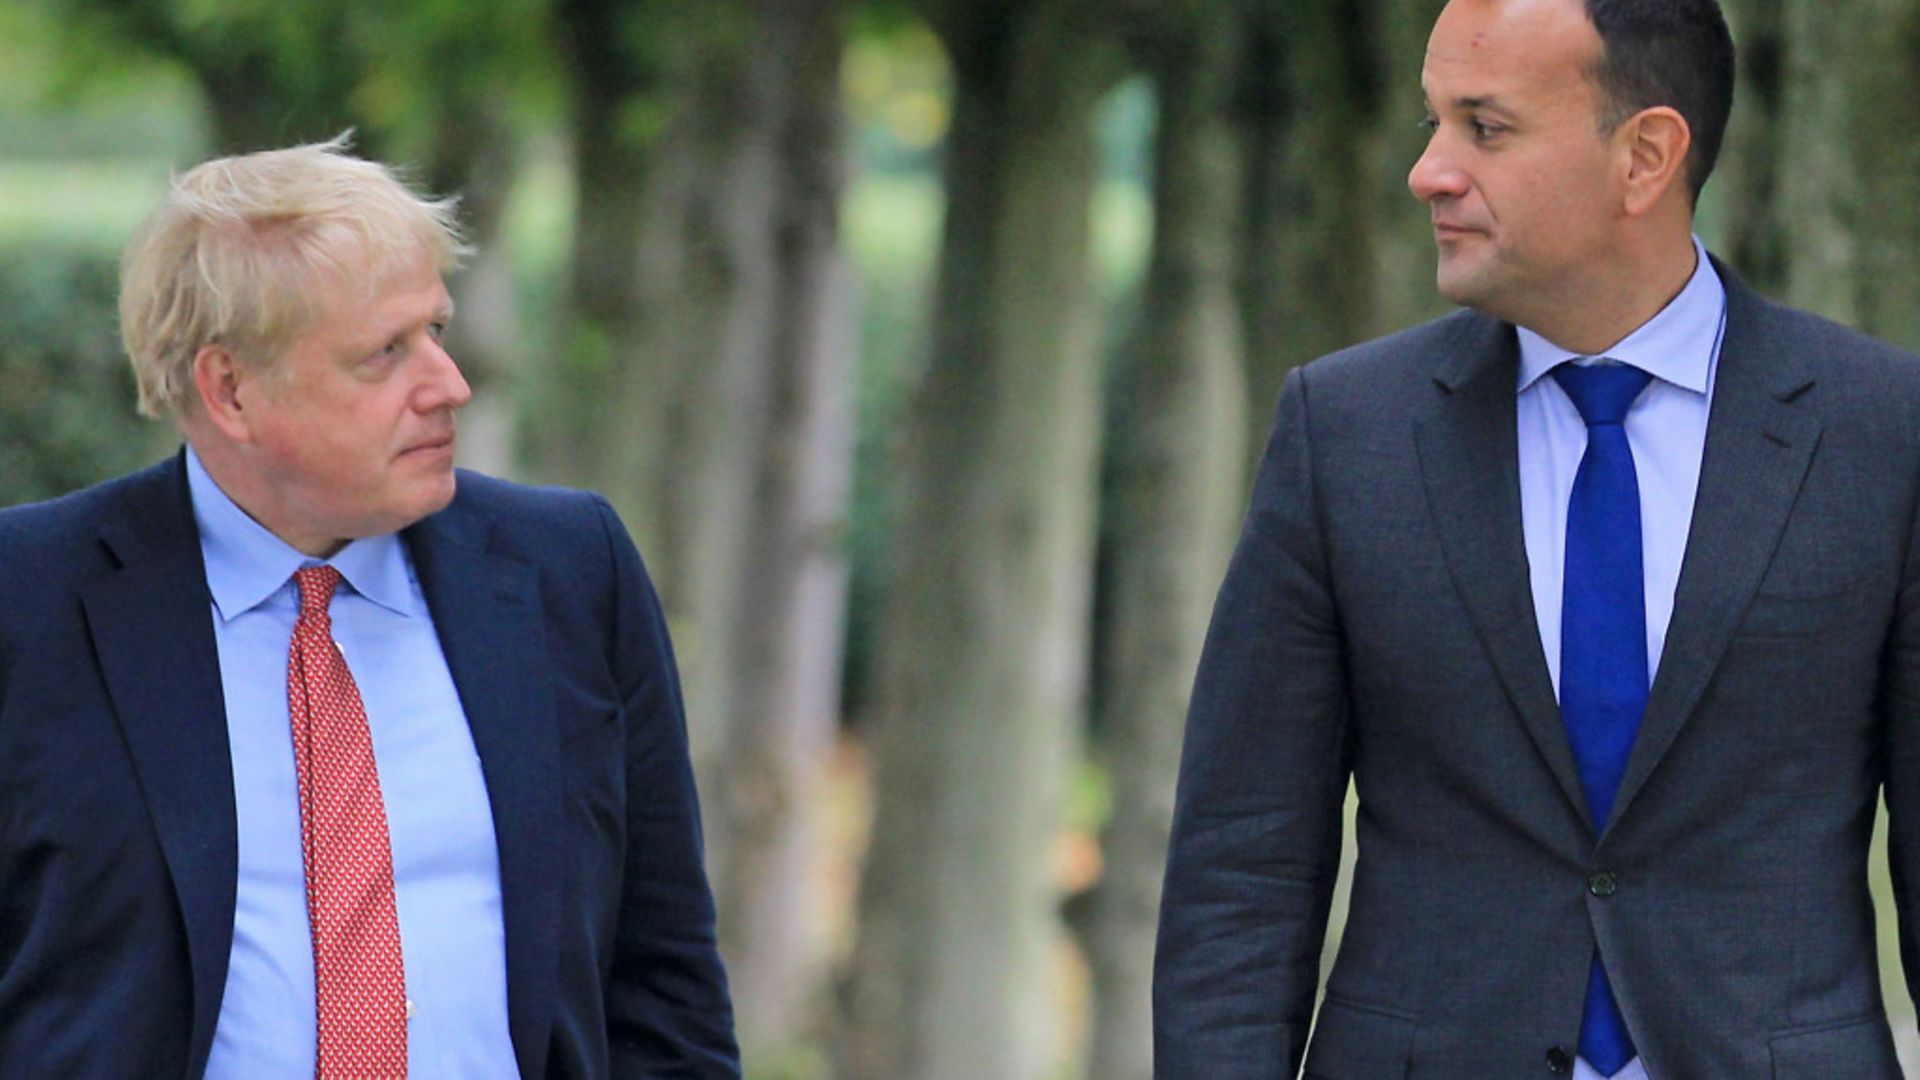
[1881,455,1920,1032]
[1153,367,1352,1079]
[592,496,742,1078]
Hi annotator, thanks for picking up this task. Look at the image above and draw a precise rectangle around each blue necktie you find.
[1555,361,1652,1077]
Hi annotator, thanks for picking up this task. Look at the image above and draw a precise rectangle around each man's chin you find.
[421,474,458,518]
[393,475,459,531]
[1434,260,1493,311]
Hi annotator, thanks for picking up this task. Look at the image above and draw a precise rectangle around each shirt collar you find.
[185,445,420,621]
[1515,235,1724,395]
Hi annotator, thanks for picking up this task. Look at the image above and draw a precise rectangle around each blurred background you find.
[5,0,1920,1076]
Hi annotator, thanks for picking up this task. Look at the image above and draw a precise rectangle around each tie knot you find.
[1553,362,1651,428]
[294,564,344,622]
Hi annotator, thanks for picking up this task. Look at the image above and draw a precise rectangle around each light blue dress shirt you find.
[1516,237,1725,1080]
[189,448,518,1079]
[1518,236,1726,698]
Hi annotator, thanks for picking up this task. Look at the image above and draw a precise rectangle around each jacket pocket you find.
[1301,996,1414,1080]
[1735,578,1869,640]
[1769,1013,1900,1079]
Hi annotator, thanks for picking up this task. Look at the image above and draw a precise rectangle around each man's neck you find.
[182,427,346,559]
[1519,233,1700,356]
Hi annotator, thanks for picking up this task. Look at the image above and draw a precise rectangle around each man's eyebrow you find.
[1448,95,1511,112]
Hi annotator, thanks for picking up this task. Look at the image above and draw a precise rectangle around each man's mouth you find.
[400,433,456,458]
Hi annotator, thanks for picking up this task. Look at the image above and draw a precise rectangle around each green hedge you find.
[0,244,171,509]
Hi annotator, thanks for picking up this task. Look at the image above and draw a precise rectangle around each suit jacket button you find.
[1588,870,1618,897]
[1546,1045,1573,1073]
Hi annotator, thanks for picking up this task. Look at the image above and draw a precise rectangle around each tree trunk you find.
[423,100,524,480]
[1239,0,1381,453]
[1364,0,1451,336]
[549,1,856,1059]
[1775,0,1860,324]
[1078,7,1247,1079]
[708,0,855,1057]
[1760,2,1920,348]
[1714,0,1788,293]
[1843,0,1920,350]
[838,4,1119,1078]
[536,0,659,502]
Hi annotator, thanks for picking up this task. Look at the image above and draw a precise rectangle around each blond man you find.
[0,137,738,1078]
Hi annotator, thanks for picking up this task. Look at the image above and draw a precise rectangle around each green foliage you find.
[840,173,941,718]
[843,15,951,175]
[0,161,170,248]
[0,243,171,509]
[0,0,206,161]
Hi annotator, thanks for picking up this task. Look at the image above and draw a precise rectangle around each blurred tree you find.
[837,1,1122,1077]
[1774,0,1860,325]
[1075,4,1247,1079]
[1746,1,1920,352]
[535,0,665,504]
[1716,0,1788,294]
[1837,0,1920,351]
[1365,0,1451,336]
[706,0,856,1058]
[543,0,856,1061]
[53,0,371,152]
[1239,0,1383,456]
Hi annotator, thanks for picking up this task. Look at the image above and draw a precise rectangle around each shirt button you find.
[405,998,416,1019]
[1546,1045,1573,1073]
[1588,871,1618,897]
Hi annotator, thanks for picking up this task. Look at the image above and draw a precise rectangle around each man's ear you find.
[1620,106,1693,216]
[190,344,255,443]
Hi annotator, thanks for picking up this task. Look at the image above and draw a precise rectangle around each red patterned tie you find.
[288,565,408,1079]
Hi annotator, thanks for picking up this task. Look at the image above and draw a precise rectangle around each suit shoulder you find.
[1267,309,1492,431]
[0,460,173,562]
[440,470,642,575]
[1295,308,1491,391]
[447,469,607,524]
[1738,299,1920,433]
[1756,300,1920,373]
[0,460,182,672]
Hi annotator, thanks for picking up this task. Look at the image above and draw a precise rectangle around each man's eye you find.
[1418,114,1440,133]
[1471,120,1503,140]
[428,322,447,343]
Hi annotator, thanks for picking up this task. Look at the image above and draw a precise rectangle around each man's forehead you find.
[1422,0,1600,104]
[306,265,450,347]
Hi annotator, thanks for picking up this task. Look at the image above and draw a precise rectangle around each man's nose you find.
[1408,137,1469,204]
[421,337,472,410]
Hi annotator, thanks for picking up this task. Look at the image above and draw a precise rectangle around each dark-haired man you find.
[1155,0,1920,1076]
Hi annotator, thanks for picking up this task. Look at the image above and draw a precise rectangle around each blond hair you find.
[119,133,471,418]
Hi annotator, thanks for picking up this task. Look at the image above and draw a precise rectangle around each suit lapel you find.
[407,499,562,1080]
[77,454,237,1080]
[1603,270,1821,835]
[1416,315,1595,826]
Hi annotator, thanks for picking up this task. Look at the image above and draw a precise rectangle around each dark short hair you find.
[1582,0,1736,204]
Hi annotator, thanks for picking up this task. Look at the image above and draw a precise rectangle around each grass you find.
[0,160,170,250]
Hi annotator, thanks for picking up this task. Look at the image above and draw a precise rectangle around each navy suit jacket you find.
[1156,263,1920,1077]
[0,453,740,1078]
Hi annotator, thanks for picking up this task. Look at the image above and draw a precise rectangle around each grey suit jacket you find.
[1154,260,1920,1078]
